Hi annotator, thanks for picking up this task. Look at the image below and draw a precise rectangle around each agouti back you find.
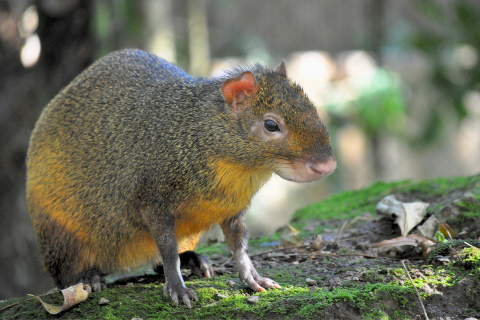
[26,49,336,307]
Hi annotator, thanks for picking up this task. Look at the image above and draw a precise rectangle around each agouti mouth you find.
[275,157,337,183]
[308,157,337,177]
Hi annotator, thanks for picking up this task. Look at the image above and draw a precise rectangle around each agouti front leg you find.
[221,210,281,291]
[140,205,198,308]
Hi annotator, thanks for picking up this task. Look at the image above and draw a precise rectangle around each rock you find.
[246,295,259,305]
[309,286,317,293]
[210,254,224,261]
[226,280,236,287]
[99,297,110,305]
[311,235,324,250]
[328,277,342,288]
[215,267,227,274]
[421,283,434,294]
[125,282,134,288]
[417,215,440,239]
[214,293,229,299]
[305,278,317,286]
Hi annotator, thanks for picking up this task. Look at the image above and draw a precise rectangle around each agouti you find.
[26,49,336,307]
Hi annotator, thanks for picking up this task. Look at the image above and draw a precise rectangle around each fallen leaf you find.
[406,234,433,242]
[376,195,429,236]
[29,283,91,314]
[420,239,436,257]
[371,236,417,248]
[371,234,433,249]
[279,224,303,247]
[439,222,456,238]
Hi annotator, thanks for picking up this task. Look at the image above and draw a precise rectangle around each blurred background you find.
[1,0,479,299]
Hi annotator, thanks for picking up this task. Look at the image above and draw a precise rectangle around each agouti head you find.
[221,61,336,183]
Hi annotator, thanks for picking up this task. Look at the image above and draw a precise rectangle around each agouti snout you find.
[26,49,335,307]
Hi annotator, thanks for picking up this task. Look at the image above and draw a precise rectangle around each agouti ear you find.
[275,61,287,78]
[222,71,257,113]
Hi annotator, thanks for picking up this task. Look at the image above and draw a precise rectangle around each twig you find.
[335,220,348,243]
[305,251,410,261]
[218,255,233,268]
[0,290,58,312]
[249,245,309,258]
[337,233,371,242]
[250,244,417,261]
[0,299,28,312]
[445,227,453,241]
[401,260,429,320]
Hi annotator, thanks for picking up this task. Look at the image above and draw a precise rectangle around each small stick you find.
[249,245,309,258]
[0,290,59,312]
[218,256,233,268]
[401,260,429,320]
[335,221,349,242]
[337,234,371,242]
[250,244,417,261]
[445,227,453,241]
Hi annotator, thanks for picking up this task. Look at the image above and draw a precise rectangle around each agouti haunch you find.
[26,49,336,307]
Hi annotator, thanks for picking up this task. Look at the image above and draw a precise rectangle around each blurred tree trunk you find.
[0,0,94,299]
[366,0,386,179]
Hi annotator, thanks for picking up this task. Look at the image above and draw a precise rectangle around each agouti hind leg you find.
[77,268,106,292]
[155,251,214,279]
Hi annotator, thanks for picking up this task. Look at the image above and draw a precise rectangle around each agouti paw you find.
[245,275,282,292]
[163,281,198,308]
[253,275,282,291]
[80,269,105,292]
[179,251,214,278]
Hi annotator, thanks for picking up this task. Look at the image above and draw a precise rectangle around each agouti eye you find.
[264,119,279,132]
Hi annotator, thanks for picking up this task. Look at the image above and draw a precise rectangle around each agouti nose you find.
[310,157,336,177]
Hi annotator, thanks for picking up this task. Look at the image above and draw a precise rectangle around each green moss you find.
[293,175,480,225]
[459,246,480,272]
[295,282,414,319]
[3,174,480,319]
[196,241,229,256]
[457,198,480,220]
[293,180,410,223]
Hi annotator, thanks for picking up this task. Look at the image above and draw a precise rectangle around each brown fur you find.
[26,49,335,291]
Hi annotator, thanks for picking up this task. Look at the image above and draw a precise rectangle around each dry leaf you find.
[376,195,429,236]
[29,283,91,314]
[439,222,456,238]
[279,224,303,247]
[406,234,433,242]
[371,234,433,249]
[371,236,417,249]
[420,239,436,257]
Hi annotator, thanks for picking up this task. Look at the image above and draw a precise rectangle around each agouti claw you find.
[247,276,281,292]
[257,276,281,290]
[163,281,198,308]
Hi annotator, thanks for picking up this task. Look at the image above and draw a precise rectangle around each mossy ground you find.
[1,175,479,319]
